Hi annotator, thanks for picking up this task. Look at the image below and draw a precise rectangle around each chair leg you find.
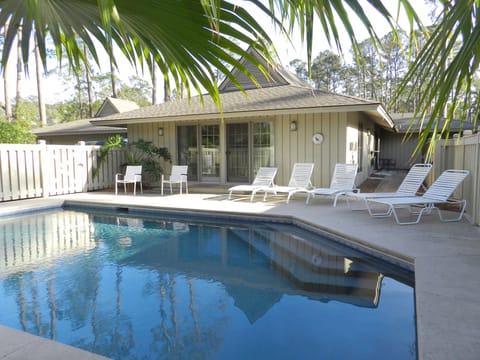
[185,181,188,194]
[133,182,136,196]
[124,183,127,194]
[140,182,143,194]
[115,182,118,195]
[437,200,467,222]
[306,193,313,204]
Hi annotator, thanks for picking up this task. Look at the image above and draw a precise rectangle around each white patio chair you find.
[228,167,278,201]
[365,169,469,225]
[306,163,358,207]
[115,165,143,196]
[260,163,314,203]
[347,163,432,210]
[161,165,189,195]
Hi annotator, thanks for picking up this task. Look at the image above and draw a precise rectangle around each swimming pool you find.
[0,208,416,359]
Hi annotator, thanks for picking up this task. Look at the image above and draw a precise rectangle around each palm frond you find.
[0,0,278,103]
[397,0,480,158]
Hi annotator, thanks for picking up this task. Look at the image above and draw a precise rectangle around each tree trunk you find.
[152,61,157,105]
[163,77,170,103]
[35,38,47,126]
[3,18,12,122]
[110,57,117,98]
[84,44,94,118]
[15,22,23,119]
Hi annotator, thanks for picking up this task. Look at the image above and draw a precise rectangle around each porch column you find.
[219,120,226,184]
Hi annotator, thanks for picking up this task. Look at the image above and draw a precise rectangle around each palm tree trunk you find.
[152,61,157,104]
[3,18,12,122]
[163,77,170,103]
[15,22,23,119]
[35,38,47,126]
[84,44,94,118]
[110,56,117,98]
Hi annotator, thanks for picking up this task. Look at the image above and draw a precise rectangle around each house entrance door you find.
[226,121,274,183]
[177,125,198,181]
[200,124,220,182]
[226,123,249,182]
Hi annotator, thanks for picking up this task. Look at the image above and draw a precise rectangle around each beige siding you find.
[127,111,386,188]
[346,113,379,185]
[380,131,423,170]
[274,112,347,187]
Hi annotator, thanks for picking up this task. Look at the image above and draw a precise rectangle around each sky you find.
[0,0,435,105]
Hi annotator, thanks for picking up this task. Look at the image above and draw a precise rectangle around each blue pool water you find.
[0,208,416,359]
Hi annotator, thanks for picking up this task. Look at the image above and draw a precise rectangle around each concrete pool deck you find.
[0,191,479,360]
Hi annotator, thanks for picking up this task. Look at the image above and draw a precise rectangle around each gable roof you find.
[92,85,392,128]
[92,48,394,130]
[218,46,308,92]
[33,118,126,136]
[95,96,140,117]
[391,113,475,133]
[33,97,135,137]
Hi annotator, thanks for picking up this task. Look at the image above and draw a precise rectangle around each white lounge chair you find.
[228,167,278,201]
[306,163,358,207]
[365,169,469,225]
[347,163,432,209]
[161,165,188,195]
[260,163,314,203]
[115,165,143,196]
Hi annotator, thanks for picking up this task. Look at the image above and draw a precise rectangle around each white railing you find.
[0,141,127,202]
[435,132,480,225]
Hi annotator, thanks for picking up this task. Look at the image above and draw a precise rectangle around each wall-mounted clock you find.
[312,132,324,145]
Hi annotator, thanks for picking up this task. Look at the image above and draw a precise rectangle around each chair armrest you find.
[115,173,123,181]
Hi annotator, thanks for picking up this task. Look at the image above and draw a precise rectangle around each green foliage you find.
[126,139,172,183]
[15,98,41,124]
[0,120,36,144]
[97,136,172,185]
[117,76,152,106]
[0,0,277,107]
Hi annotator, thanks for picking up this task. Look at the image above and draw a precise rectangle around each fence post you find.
[76,141,88,193]
[38,140,49,198]
[473,134,480,225]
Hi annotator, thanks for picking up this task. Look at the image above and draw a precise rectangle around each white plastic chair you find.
[260,163,314,203]
[306,163,358,207]
[161,165,188,195]
[347,163,432,210]
[228,167,278,201]
[365,169,469,225]
[115,165,143,196]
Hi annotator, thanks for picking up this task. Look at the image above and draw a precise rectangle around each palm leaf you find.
[396,0,479,158]
[0,0,278,103]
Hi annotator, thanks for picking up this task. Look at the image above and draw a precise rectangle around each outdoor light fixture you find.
[158,128,164,136]
[290,120,297,131]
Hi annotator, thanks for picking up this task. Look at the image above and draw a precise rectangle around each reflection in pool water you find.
[0,209,416,359]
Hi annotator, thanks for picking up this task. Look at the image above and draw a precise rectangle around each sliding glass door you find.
[226,121,274,183]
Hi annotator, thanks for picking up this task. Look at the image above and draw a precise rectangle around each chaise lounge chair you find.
[306,163,358,207]
[115,165,143,196]
[161,165,189,195]
[365,169,469,225]
[228,167,278,201]
[260,163,314,203]
[347,163,432,209]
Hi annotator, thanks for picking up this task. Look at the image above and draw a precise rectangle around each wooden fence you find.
[0,141,127,201]
[434,132,480,225]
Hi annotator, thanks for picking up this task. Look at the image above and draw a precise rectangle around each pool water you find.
[0,209,416,359]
